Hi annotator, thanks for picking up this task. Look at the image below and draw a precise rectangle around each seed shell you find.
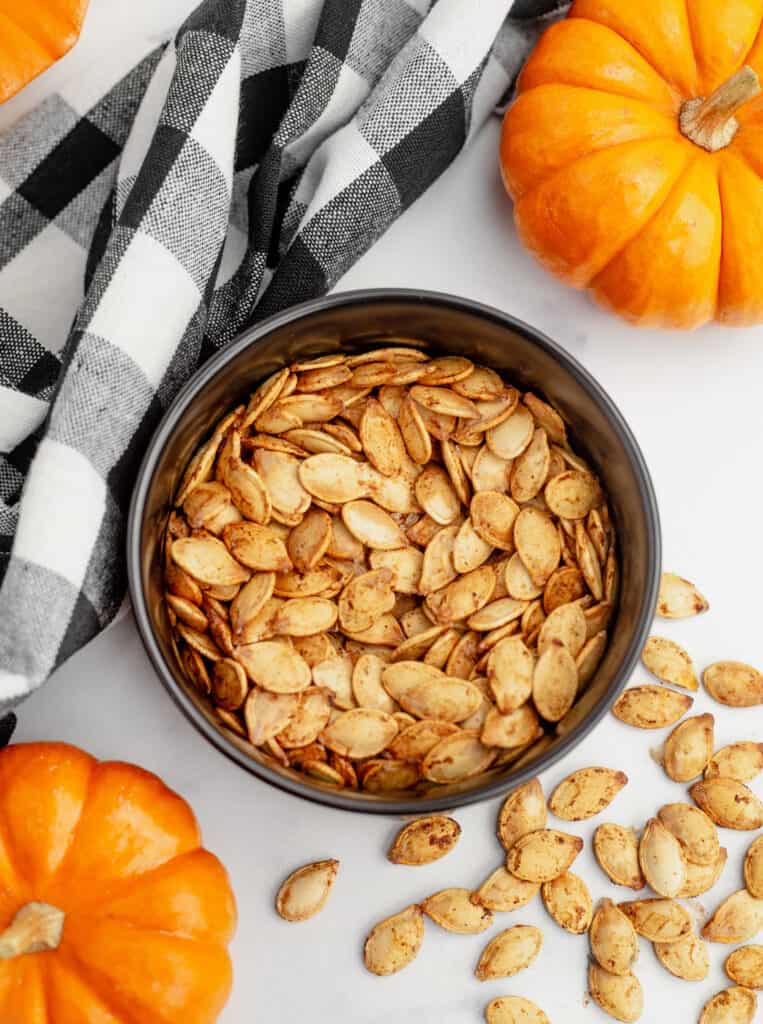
[699,988,757,1024]
[702,889,763,943]
[654,931,709,982]
[497,778,547,851]
[590,899,638,976]
[364,904,424,976]
[588,963,643,1023]
[485,996,549,1024]
[549,767,628,822]
[472,867,540,912]
[619,898,691,942]
[275,859,339,922]
[532,639,578,722]
[703,661,763,707]
[514,507,561,585]
[678,847,728,898]
[593,824,645,890]
[657,802,719,866]
[541,870,592,933]
[612,685,693,729]
[638,818,686,897]
[475,925,543,980]
[657,572,709,618]
[691,778,763,830]
[706,743,763,782]
[421,731,495,783]
[507,829,583,883]
[746,836,763,898]
[663,713,714,782]
[320,708,398,759]
[641,636,697,691]
[235,641,311,693]
[422,888,494,934]
[725,945,763,989]
[388,816,461,866]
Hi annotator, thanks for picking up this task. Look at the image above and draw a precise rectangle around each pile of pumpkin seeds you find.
[163,345,618,792]
[274,572,763,1024]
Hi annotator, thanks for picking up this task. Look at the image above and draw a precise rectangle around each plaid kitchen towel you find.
[0,0,567,709]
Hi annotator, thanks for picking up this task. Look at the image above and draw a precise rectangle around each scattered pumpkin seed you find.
[691,778,763,830]
[706,742,763,782]
[619,898,691,942]
[593,824,645,890]
[507,829,583,883]
[475,925,543,981]
[657,572,709,618]
[590,899,638,976]
[485,996,549,1024]
[699,987,757,1024]
[657,802,719,866]
[549,767,628,821]
[725,945,763,989]
[662,713,714,782]
[612,685,693,729]
[641,636,697,691]
[387,816,461,865]
[541,870,592,933]
[588,962,643,1023]
[703,661,763,707]
[654,931,709,982]
[703,889,763,944]
[364,904,424,976]
[276,859,339,922]
[638,818,686,897]
[422,888,494,934]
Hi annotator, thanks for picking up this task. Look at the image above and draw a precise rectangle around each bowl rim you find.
[127,287,661,815]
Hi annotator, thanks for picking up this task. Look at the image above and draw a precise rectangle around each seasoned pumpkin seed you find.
[725,945,763,989]
[541,870,592,933]
[703,661,763,707]
[699,988,757,1024]
[422,888,494,934]
[657,572,709,618]
[703,889,763,944]
[421,731,495,783]
[654,931,709,982]
[612,685,693,729]
[641,636,697,691]
[657,802,719,866]
[475,925,543,980]
[549,767,628,821]
[638,818,686,897]
[706,742,763,782]
[593,824,644,890]
[507,829,583,882]
[590,899,638,976]
[388,816,461,865]
[619,898,691,942]
[276,859,339,922]
[588,962,643,1023]
[485,996,549,1024]
[473,867,540,912]
[745,836,763,898]
[663,713,714,782]
[691,778,763,830]
[364,904,424,976]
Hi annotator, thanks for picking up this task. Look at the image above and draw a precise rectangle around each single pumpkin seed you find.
[703,889,763,943]
[338,568,395,633]
[472,866,540,912]
[426,566,496,624]
[223,522,292,572]
[421,731,495,783]
[181,645,211,695]
[588,963,643,1023]
[388,816,461,865]
[706,742,763,782]
[276,859,339,922]
[342,499,406,550]
[510,427,550,503]
[369,546,423,594]
[175,622,222,661]
[485,996,549,1024]
[419,524,459,594]
[657,572,709,618]
[364,904,424,976]
[691,778,763,830]
[575,521,603,600]
[678,847,728,898]
[415,465,462,525]
[172,535,250,587]
[576,630,608,689]
[482,702,541,749]
[398,676,483,723]
[271,597,337,637]
[505,552,543,600]
[506,829,583,883]
[166,592,209,632]
[472,445,511,493]
[235,641,311,693]
[725,945,763,989]
[422,629,461,669]
[699,988,757,1024]
[549,767,628,821]
[320,707,397,758]
[663,713,714,782]
[488,637,535,713]
[746,836,763,898]
[590,899,638,976]
[514,507,561,585]
[273,562,342,598]
[244,688,299,745]
[641,636,697,691]
[543,566,586,613]
[537,601,587,657]
[497,777,547,851]
[351,653,396,713]
[703,661,763,707]
[312,654,356,709]
[422,888,494,934]
[541,870,592,933]
[612,685,693,729]
[475,925,543,980]
[453,518,494,573]
[657,802,719,866]
[277,688,331,748]
[285,508,332,573]
[638,818,686,897]
[487,405,534,460]
[533,639,578,722]
[362,759,419,792]
[211,658,248,710]
[254,449,311,520]
[593,824,644,890]
[618,898,691,942]
[654,931,709,982]
[470,491,520,550]
[417,356,474,385]
[387,719,459,761]
[544,470,600,520]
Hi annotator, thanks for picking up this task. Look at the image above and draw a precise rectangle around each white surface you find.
[4,4,763,1022]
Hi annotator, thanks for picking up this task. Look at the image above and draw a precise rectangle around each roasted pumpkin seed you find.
[657,572,709,618]
[485,996,549,1024]
[612,685,693,729]
[641,636,697,691]
[619,898,691,942]
[746,836,763,898]
[549,767,628,821]
[588,962,643,1023]
[541,870,592,933]
[663,713,714,782]
[638,818,686,897]
[657,802,719,866]
[276,859,339,922]
[593,824,644,890]
[703,661,763,707]
[507,829,583,883]
[422,888,493,934]
[590,899,638,976]
[475,925,543,980]
[364,904,424,975]
[725,945,763,989]
[691,778,763,830]
[706,742,763,782]
[388,816,461,865]
[703,889,763,944]
[699,987,757,1024]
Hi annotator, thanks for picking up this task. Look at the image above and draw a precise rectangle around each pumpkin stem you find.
[680,65,761,152]
[0,902,65,959]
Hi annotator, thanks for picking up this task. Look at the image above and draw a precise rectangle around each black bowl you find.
[127,289,660,814]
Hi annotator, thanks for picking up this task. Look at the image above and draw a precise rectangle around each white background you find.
[2,3,763,1022]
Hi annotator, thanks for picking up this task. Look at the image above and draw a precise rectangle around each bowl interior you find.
[130,291,660,813]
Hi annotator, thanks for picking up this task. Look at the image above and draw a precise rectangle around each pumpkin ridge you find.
[591,152,722,324]
[568,16,680,97]
[48,950,143,1024]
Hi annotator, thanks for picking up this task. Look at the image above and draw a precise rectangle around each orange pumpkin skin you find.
[500,0,763,328]
[0,2,90,104]
[0,743,236,1024]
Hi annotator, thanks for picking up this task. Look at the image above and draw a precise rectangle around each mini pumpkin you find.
[0,743,236,1022]
[1,2,90,105]
[500,0,763,328]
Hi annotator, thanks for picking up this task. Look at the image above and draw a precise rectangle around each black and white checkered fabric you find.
[0,0,566,708]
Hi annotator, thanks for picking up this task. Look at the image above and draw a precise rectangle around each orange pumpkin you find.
[0,743,236,1023]
[0,2,90,104]
[500,0,763,328]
